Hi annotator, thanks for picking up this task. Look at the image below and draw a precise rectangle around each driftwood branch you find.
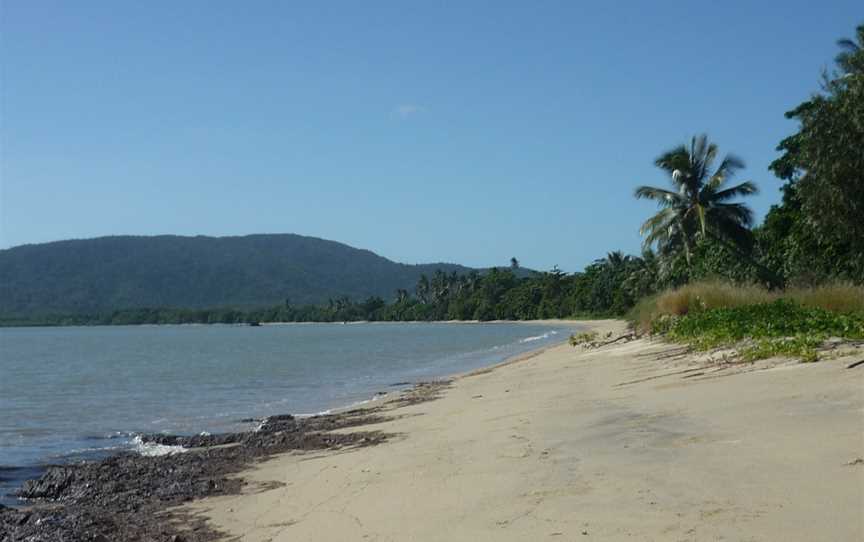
[614,367,706,387]
[592,333,638,348]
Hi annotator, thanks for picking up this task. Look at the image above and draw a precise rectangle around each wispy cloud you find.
[392,104,425,119]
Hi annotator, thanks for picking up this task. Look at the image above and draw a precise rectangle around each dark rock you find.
[4,407,391,542]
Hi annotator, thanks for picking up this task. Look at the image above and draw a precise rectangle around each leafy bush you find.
[659,299,864,361]
[569,331,599,346]
[740,335,823,363]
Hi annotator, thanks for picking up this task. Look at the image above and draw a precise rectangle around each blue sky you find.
[1,1,860,271]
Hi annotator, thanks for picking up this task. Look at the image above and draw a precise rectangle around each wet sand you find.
[187,320,864,541]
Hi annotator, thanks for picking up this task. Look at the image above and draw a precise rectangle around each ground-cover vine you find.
[654,300,864,362]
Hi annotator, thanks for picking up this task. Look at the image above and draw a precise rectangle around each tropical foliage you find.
[765,23,864,283]
[635,135,758,264]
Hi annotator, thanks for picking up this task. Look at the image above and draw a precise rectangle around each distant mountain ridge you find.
[0,234,485,317]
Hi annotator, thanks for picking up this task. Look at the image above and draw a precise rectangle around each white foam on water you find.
[294,389,391,419]
[518,330,558,343]
[131,435,187,457]
[293,409,332,419]
[253,419,269,431]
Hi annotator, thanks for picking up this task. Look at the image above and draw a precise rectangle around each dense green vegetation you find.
[1,24,861,336]
[762,24,864,283]
[628,281,864,330]
[634,134,758,268]
[655,300,864,362]
[0,263,636,325]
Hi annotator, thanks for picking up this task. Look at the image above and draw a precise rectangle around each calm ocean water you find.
[0,322,573,504]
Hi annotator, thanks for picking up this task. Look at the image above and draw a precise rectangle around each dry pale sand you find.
[185,321,864,541]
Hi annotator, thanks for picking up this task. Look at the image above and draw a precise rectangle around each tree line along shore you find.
[4,24,863,363]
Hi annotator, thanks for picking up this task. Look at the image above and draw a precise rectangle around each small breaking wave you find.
[518,330,558,343]
[131,435,187,457]
[294,389,391,419]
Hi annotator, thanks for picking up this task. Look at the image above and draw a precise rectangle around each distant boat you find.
[248,321,261,327]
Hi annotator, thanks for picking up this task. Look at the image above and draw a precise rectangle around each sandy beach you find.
[185,320,864,541]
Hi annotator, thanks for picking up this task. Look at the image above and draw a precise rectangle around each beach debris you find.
[846,359,864,369]
[570,331,638,349]
[390,380,452,406]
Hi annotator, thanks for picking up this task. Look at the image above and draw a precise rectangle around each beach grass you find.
[629,280,864,331]
[629,281,864,362]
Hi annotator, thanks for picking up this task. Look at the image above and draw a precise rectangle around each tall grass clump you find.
[656,280,775,315]
[786,283,864,313]
[627,281,864,361]
[628,280,773,331]
[628,280,864,332]
[628,295,661,333]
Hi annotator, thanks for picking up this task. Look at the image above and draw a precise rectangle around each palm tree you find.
[635,134,758,264]
[602,251,630,270]
[395,289,409,303]
[835,24,863,75]
[622,249,662,300]
[415,274,430,304]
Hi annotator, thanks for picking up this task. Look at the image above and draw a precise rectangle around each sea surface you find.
[0,322,574,504]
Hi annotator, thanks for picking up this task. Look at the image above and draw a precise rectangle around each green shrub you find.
[659,299,864,361]
[740,335,822,363]
[569,331,599,346]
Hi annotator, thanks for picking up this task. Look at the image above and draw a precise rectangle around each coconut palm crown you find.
[635,134,758,262]
[835,23,863,76]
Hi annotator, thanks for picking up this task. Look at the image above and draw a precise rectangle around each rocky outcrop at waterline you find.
[0,409,390,542]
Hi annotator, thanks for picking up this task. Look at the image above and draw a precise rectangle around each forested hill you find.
[0,234,481,317]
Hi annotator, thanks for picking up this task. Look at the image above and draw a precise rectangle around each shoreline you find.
[1,319,578,468]
[6,320,859,540]
[305,320,593,420]
[0,321,592,540]
[294,319,615,421]
[0,318,590,329]
[186,322,863,541]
